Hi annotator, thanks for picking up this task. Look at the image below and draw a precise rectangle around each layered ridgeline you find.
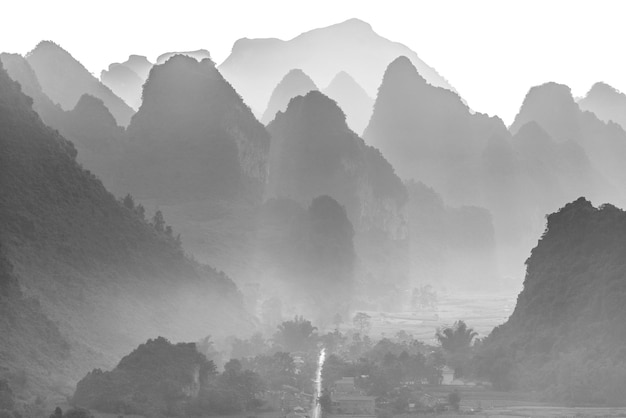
[578,82,626,130]
[364,56,507,205]
[0,62,252,397]
[510,82,626,206]
[0,52,65,128]
[477,199,626,405]
[219,18,455,116]
[101,55,153,110]
[25,41,135,126]
[365,56,616,282]
[0,53,125,190]
[323,71,374,135]
[266,91,408,302]
[261,69,317,124]
[120,55,270,202]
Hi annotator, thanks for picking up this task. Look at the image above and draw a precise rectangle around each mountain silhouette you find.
[25,41,135,126]
[0,61,251,396]
[101,55,153,110]
[261,69,318,124]
[101,63,144,110]
[364,56,507,205]
[511,81,626,204]
[478,198,626,403]
[121,55,269,202]
[219,18,456,116]
[156,49,211,64]
[0,52,65,128]
[578,81,626,130]
[267,90,406,235]
[323,71,374,135]
[266,91,408,302]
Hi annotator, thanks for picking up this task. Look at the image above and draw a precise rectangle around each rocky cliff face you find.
[477,198,626,403]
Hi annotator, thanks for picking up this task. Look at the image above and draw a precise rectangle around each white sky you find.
[1,0,625,124]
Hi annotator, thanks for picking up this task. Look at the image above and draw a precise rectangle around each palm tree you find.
[436,320,477,353]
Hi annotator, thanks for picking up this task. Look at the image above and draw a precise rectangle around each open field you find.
[358,293,517,344]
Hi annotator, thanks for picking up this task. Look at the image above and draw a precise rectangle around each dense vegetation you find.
[0,61,251,399]
[475,198,626,404]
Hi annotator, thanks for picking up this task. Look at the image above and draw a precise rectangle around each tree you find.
[122,194,135,211]
[319,388,332,413]
[273,316,317,352]
[436,321,477,353]
[436,321,477,378]
[353,312,372,335]
[152,210,165,233]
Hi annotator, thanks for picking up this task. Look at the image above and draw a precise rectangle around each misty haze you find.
[2,3,626,418]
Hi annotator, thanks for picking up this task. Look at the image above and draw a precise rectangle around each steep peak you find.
[261,69,318,124]
[326,71,360,90]
[381,55,427,86]
[274,90,347,129]
[510,82,579,137]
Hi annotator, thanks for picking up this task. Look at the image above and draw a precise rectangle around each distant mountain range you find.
[25,41,135,126]
[578,81,626,130]
[219,18,456,116]
[261,69,318,125]
[0,60,252,397]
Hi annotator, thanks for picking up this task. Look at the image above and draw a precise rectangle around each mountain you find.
[0,61,251,397]
[578,82,626,130]
[267,90,406,237]
[266,91,408,305]
[219,18,455,116]
[323,71,373,135]
[101,55,154,110]
[25,41,135,126]
[156,49,211,65]
[121,54,153,79]
[363,56,507,205]
[477,198,626,404]
[100,63,144,110]
[120,55,270,202]
[0,52,65,128]
[261,69,317,124]
[510,82,626,205]
[60,94,126,186]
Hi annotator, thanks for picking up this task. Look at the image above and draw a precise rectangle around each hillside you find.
[25,41,135,126]
[121,55,269,202]
[219,18,455,116]
[0,61,252,397]
[477,198,626,404]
